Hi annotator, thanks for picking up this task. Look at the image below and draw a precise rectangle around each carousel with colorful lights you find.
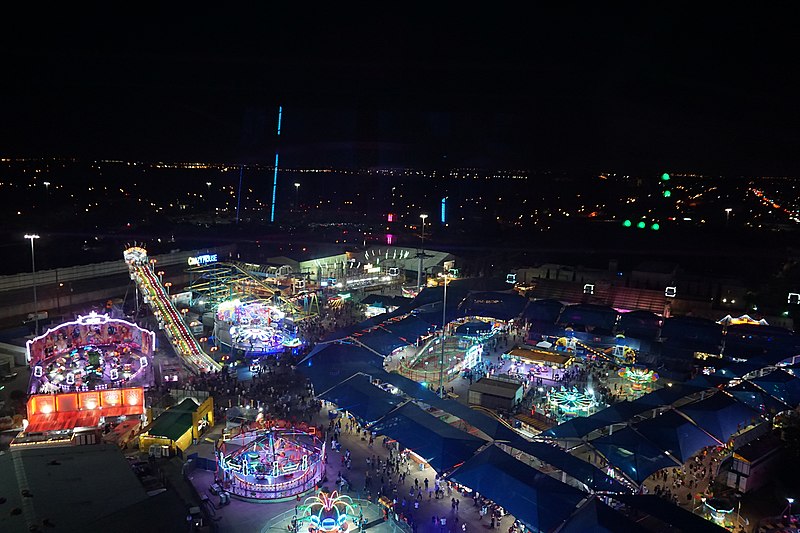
[217,423,325,501]
[216,299,301,355]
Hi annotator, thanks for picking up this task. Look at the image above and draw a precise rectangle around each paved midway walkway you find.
[182,407,517,533]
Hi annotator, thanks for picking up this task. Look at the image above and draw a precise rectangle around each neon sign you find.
[187,254,218,266]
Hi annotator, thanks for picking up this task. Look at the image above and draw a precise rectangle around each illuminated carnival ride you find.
[216,299,301,354]
[618,365,659,391]
[27,312,155,394]
[300,491,358,533]
[547,385,597,418]
[124,246,221,373]
[217,426,325,500]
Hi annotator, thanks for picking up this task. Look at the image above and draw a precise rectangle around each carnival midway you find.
[7,244,800,533]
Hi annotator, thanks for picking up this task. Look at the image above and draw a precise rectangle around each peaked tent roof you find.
[590,426,681,485]
[725,380,791,416]
[632,409,721,463]
[425,397,520,442]
[319,374,404,425]
[541,400,652,439]
[676,392,761,443]
[608,494,730,533]
[559,304,619,331]
[448,445,586,533]
[522,298,564,322]
[146,398,200,441]
[298,342,385,394]
[506,439,628,493]
[370,403,486,472]
[628,383,706,408]
[458,291,529,321]
[557,497,649,533]
[454,320,494,336]
[748,369,800,408]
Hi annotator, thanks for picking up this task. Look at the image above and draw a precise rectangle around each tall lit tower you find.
[270,105,283,223]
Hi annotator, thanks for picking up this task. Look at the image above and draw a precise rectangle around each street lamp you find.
[439,273,451,398]
[785,497,795,517]
[418,214,428,290]
[294,182,300,210]
[725,207,733,226]
[43,181,51,192]
[24,234,40,336]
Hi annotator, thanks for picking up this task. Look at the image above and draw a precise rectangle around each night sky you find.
[3,7,800,174]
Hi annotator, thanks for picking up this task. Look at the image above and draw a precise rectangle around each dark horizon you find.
[2,8,800,175]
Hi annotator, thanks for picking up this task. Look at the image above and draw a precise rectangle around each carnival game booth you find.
[26,312,155,395]
[216,422,325,501]
[139,396,214,456]
[14,387,145,448]
[504,347,573,383]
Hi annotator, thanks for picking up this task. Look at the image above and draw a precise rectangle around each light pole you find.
[25,234,40,336]
[439,274,451,398]
[294,182,300,211]
[725,207,733,226]
[785,497,795,517]
[418,214,428,291]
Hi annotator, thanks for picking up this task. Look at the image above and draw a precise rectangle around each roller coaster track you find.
[188,261,308,318]
[128,262,221,374]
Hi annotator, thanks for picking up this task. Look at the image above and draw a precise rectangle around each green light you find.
[663,190,671,197]
[637,221,646,229]
[651,223,660,230]
[623,219,632,227]
[661,173,670,181]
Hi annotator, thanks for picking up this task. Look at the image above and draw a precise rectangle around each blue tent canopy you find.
[676,392,760,443]
[726,380,791,416]
[617,310,662,340]
[522,298,564,322]
[628,383,705,408]
[506,439,628,493]
[559,304,619,331]
[356,327,408,356]
[558,497,649,533]
[448,445,586,533]
[609,495,729,532]
[541,400,652,439]
[377,371,443,403]
[370,403,486,472]
[425,397,520,442]
[298,343,385,394]
[454,320,493,337]
[748,369,800,408]
[541,416,612,440]
[457,291,528,321]
[685,373,732,389]
[590,426,681,485]
[632,409,721,463]
[713,360,765,379]
[320,374,403,425]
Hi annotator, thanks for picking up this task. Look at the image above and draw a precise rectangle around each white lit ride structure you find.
[217,426,325,501]
[547,385,597,417]
[216,299,301,354]
[124,247,221,374]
